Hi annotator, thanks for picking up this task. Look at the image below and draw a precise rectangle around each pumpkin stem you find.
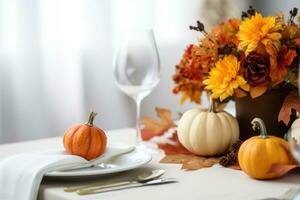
[86,112,97,126]
[251,117,268,138]
[208,96,216,113]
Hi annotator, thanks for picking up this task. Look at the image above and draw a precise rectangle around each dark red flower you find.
[243,53,270,86]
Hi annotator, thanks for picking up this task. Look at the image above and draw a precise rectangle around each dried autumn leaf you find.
[180,92,189,105]
[267,164,298,177]
[282,49,297,66]
[293,38,300,47]
[191,90,201,104]
[231,142,298,176]
[158,143,191,155]
[141,107,190,154]
[235,88,247,98]
[250,86,268,98]
[265,43,286,85]
[160,154,194,163]
[256,43,268,56]
[160,154,220,170]
[265,43,277,67]
[226,163,297,175]
[158,132,191,155]
[182,157,220,170]
[278,90,300,126]
[226,163,298,175]
[267,44,296,86]
[285,70,299,88]
[282,24,299,40]
[141,107,176,140]
[228,165,241,170]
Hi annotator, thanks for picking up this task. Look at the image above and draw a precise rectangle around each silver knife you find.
[76,178,178,195]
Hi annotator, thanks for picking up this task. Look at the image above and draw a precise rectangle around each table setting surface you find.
[0,128,300,200]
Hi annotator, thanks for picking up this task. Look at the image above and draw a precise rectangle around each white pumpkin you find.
[290,118,300,143]
[177,100,239,156]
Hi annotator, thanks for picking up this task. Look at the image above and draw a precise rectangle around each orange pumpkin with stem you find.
[238,117,294,179]
[63,112,107,160]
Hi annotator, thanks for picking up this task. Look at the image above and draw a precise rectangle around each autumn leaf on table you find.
[140,107,176,140]
[159,134,220,170]
[267,164,298,177]
[266,141,299,177]
[160,154,220,170]
[158,132,191,155]
[278,90,300,126]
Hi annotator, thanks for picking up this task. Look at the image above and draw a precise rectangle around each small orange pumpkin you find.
[63,112,107,160]
[238,117,294,180]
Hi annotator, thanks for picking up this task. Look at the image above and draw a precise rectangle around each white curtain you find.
[0,0,88,143]
[0,0,241,143]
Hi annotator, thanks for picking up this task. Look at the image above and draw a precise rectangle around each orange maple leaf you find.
[160,154,220,170]
[158,143,191,155]
[267,164,298,177]
[140,107,176,140]
[278,90,300,126]
[158,132,191,155]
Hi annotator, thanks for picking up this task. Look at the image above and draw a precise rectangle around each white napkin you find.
[0,145,134,200]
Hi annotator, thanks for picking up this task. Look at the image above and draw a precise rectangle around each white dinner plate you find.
[45,148,152,178]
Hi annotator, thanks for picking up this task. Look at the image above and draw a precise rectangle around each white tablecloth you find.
[0,128,300,200]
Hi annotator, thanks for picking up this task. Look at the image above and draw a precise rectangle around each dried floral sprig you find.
[189,21,207,35]
[289,8,298,23]
[217,44,235,56]
[241,6,256,20]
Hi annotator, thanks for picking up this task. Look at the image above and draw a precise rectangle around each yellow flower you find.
[203,55,249,101]
[237,13,282,53]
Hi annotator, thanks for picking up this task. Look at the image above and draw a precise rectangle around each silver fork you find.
[76,178,178,195]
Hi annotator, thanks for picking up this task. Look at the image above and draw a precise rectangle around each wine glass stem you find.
[135,98,142,144]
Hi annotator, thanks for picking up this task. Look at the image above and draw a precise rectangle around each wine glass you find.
[114,29,160,144]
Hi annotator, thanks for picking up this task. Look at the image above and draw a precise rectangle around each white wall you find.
[251,0,300,15]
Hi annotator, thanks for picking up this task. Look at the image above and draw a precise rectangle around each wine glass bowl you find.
[114,29,160,144]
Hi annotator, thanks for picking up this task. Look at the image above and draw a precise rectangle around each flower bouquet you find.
[172,7,300,139]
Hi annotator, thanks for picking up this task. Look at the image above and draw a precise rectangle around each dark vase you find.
[235,89,296,141]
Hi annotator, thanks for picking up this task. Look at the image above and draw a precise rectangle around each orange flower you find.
[237,13,283,53]
[212,18,241,46]
[203,55,249,101]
